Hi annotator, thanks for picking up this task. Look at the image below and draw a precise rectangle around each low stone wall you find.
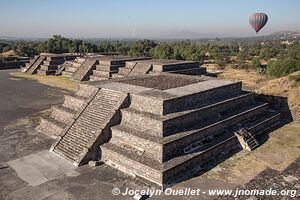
[0,60,28,70]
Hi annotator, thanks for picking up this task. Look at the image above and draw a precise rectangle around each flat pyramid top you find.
[116,74,203,90]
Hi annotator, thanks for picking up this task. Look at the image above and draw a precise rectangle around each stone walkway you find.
[8,151,78,186]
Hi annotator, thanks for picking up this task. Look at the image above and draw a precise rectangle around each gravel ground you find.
[117,75,202,90]
[216,157,300,200]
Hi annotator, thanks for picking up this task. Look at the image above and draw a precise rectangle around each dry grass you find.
[0,50,17,57]
[218,67,300,120]
[218,67,268,89]
[10,71,78,92]
[204,123,300,185]
[257,71,300,120]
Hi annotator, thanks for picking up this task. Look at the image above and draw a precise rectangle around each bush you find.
[251,58,261,69]
[267,58,300,77]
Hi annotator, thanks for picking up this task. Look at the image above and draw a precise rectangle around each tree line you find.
[1,35,300,77]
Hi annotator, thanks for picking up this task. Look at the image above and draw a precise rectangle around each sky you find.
[0,0,300,39]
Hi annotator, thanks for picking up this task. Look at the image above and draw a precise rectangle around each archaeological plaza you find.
[19,53,281,189]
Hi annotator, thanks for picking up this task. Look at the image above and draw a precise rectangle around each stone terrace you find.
[113,59,206,78]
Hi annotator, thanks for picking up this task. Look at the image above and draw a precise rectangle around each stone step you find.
[55,143,81,158]
[99,57,150,66]
[124,61,138,69]
[92,70,118,78]
[95,64,122,71]
[72,62,83,68]
[60,134,89,148]
[117,67,132,76]
[75,57,86,63]
[55,65,65,76]
[152,62,200,72]
[36,116,66,138]
[63,94,87,110]
[121,93,257,136]
[99,60,125,66]
[62,71,73,77]
[51,105,77,124]
[89,75,107,81]
[40,65,58,71]
[46,56,65,61]
[112,74,125,79]
[36,70,56,76]
[130,81,243,116]
[25,62,32,68]
[65,66,78,73]
[43,60,64,65]
[102,135,239,188]
[67,128,95,139]
[54,147,77,161]
[168,67,207,76]
[248,112,281,135]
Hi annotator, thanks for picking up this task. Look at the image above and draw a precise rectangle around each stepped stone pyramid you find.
[113,59,207,78]
[37,73,281,187]
[100,74,281,188]
[89,56,151,81]
[24,53,76,75]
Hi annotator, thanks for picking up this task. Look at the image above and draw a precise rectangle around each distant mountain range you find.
[269,30,300,36]
[1,30,300,41]
[162,31,220,39]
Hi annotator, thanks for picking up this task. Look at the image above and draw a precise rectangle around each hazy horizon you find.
[1,0,300,39]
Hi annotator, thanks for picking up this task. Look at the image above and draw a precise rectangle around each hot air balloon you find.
[249,13,268,34]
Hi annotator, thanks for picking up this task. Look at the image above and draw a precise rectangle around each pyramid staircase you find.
[89,60,124,81]
[71,58,99,81]
[50,88,129,166]
[26,55,46,74]
[60,57,86,77]
[234,128,259,151]
[22,55,40,72]
[36,84,97,138]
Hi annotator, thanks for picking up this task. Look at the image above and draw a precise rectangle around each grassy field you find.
[10,71,79,92]
[0,50,17,57]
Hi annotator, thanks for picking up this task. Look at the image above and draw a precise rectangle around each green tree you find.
[267,58,300,77]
